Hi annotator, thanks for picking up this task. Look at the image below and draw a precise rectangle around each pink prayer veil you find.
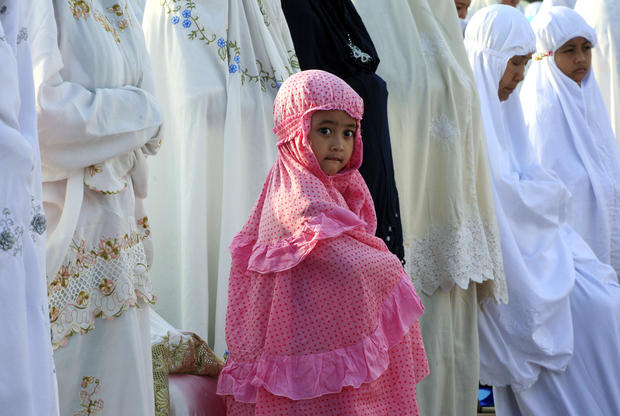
[230,70,376,273]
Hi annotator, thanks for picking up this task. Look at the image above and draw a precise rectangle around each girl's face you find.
[308,110,357,176]
[454,0,471,19]
[498,54,532,101]
[554,36,592,86]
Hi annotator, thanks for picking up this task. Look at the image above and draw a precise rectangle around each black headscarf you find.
[282,0,405,261]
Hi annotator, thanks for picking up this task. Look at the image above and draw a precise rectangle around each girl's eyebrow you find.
[318,120,357,129]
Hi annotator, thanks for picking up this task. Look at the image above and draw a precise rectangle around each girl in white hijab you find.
[575,0,620,145]
[521,6,620,279]
[466,5,620,414]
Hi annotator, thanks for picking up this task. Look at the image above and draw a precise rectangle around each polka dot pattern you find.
[219,70,428,414]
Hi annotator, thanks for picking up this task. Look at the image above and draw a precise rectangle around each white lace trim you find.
[405,213,507,303]
[49,234,155,349]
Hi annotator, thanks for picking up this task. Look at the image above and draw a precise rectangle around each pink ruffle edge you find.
[216,272,424,403]
[230,206,367,274]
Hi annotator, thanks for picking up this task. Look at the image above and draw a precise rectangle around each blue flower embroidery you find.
[181,9,191,18]
[234,55,240,64]
[171,15,180,24]
[217,38,226,48]
[229,64,238,73]
[276,81,282,90]
[182,19,192,28]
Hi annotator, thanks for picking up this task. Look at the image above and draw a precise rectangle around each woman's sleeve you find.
[27,2,163,173]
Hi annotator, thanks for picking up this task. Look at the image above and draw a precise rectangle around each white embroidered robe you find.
[0,0,59,413]
[142,0,298,355]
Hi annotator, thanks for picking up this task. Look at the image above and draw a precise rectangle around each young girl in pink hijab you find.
[217,70,429,415]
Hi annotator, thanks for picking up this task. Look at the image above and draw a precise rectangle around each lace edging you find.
[405,214,507,303]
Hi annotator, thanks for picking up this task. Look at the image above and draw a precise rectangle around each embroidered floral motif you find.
[93,9,120,42]
[256,0,270,27]
[75,376,104,416]
[48,225,156,349]
[69,0,91,20]
[98,278,115,295]
[16,27,28,44]
[346,34,373,64]
[162,0,299,91]
[137,216,151,238]
[0,208,23,256]
[68,0,131,41]
[30,197,47,241]
[430,113,459,147]
[107,3,123,16]
[87,164,103,176]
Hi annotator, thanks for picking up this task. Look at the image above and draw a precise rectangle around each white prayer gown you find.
[574,0,620,147]
[352,1,506,414]
[142,0,298,355]
[521,6,620,279]
[466,5,620,414]
[0,1,59,414]
[28,0,162,413]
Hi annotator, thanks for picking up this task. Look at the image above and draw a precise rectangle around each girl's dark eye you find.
[344,130,355,138]
[319,127,332,135]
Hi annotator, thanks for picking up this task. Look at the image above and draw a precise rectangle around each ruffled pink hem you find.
[217,272,424,403]
[230,206,367,274]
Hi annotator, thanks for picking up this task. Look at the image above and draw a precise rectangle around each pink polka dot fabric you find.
[217,70,429,415]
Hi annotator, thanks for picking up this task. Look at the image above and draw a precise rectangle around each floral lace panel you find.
[0,208,24,256]
[405,213,507,303]
[48,228,156,349]
[152,332,224,416]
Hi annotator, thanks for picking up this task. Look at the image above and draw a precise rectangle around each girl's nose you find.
[331,139,344,150]
[575,51,585,63]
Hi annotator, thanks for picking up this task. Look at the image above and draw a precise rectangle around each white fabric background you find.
[143,0,298,355]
